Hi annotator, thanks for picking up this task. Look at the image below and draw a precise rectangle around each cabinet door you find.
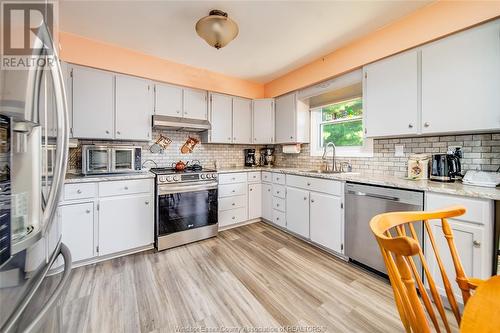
[421,21,500,133]
[275,92,296,143]
[60,203,94,262]
[72,66,114,139]
[425,219,486,302]
[232,97,252,144]
[364,50,419,137]
[262,183,273,221]
[286,187,309,238]
[209,93,233,143]
[98,194,154,256]
[155,83,183,117]
[115,75,153,141]
[252,99,274,144]
[248,183,262,220]
[310,192,342,253]
[183,88,208,120]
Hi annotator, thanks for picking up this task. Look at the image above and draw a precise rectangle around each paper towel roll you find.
[282,144,301,154]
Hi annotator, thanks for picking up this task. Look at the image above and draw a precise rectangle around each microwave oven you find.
[82,145,142,175]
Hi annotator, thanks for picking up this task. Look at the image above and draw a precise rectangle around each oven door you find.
[84,148,111,174]
[112,148,135,173]
[157,181,218,236]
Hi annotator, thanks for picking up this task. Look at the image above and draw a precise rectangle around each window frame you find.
[310,97,373,158]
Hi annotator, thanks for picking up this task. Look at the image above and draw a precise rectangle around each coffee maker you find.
[430,148,462,182]
[260,147,275,167]
[244,149,256,167]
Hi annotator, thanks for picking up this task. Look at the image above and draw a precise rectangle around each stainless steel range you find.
[150,166,218,251]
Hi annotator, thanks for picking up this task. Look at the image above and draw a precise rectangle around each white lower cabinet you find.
[248,183,262,220]
[285,187,310,238]
[60,202,94,262]
[218,172,248,228]
[59,179,154,266]
[310,192,342,253]
[262,183,273,221]
[424,192,493,302]
[98,193,154,256]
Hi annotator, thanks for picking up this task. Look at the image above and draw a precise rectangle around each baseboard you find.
[218,218,261,231]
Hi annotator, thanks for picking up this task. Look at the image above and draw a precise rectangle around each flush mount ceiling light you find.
[195,9,239,49]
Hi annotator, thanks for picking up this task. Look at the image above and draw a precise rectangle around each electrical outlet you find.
[394,144,405,157]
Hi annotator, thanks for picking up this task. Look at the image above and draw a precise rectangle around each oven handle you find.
[158,182,218,195]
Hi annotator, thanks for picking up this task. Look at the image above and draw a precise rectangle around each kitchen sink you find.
[301,169,343,174]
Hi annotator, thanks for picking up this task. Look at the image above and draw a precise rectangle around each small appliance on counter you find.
[430,148,462,182]
[407,153,430,180]
[82,144,142,175]
[244,149,256,167]
[260,147,275,167]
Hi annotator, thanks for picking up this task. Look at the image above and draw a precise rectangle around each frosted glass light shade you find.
[195,10,239,49]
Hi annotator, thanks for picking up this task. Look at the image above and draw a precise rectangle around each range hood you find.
[152,115,211,132]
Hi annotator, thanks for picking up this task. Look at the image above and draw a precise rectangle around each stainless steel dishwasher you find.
[345,182,424,277]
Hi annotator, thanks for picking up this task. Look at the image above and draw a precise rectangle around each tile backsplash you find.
[69,131,500,176]
[275,133,500,177]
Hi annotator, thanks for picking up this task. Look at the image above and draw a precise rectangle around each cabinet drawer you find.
[64,183,97,201]
[262,171,272,183]
[218,172,247,184]
[247,172,261,183]
[272,173,285,185]
[219,195,247,211]
[218,207,248,227]
[273,185,286,198]
[425,192,493,225]
[218,183,247,198]
[272,210,286,227]
[273,197,286,212]
[286,174,342,196]
[99,179,152,197]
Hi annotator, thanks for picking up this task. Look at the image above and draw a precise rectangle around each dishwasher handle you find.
[346,190,400,202]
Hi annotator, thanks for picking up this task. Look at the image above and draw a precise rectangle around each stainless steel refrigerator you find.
[0,4,72,332]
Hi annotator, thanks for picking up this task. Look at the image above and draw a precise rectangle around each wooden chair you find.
[369,206,484,333]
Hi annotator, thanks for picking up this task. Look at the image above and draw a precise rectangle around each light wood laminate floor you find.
[59,222,406,332]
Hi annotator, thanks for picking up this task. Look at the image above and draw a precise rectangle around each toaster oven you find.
[82,145,142,175]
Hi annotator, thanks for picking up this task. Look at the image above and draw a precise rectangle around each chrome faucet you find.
[322,142,337,172]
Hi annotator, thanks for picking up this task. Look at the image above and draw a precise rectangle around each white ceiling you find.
[59,1,431,83]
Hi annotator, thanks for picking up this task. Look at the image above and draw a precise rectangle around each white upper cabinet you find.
[421,20,500,134]
[183,88,208,120]
[115,75,153,141]
[208,93,233,143]
[364,50,419,137]
[232,97,252,144]
[275,92,309,144]
[154,83,183,117]
[252,99,275,144]
[71,65,114,139]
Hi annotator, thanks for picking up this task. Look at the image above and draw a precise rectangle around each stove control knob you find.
[200,174,206,179]
[173,175,180,182]
[166,176,173,182]
[212,173,217,179]
[159,175,167,183]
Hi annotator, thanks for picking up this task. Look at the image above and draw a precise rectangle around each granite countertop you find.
[217,167,500,201]
[65,171,155,184]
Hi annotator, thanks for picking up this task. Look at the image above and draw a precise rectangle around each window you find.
[310,97,373,157]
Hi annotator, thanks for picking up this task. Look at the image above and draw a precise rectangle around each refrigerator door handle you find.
[37,23,69,236]
[1,242,72,333]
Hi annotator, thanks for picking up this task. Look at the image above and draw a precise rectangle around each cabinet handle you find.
[232,203,235,206]
[277,191,280,194]
[290,136,293,139]
[254,138,257,141]
[105,130,110,134]
[408,124,413,128]
[267,189,271,192]
[232,216,235,220]
[276,204,280,207]
[232,177,235,180]
[473,240,481,248]
[233,137,236,140]
[145,201,149,205]
[77,189,82,194]
[124,186,129,190]
[117,131,121,135]
[307,182,311,186]
[249,188,253,192]
[311,199,315,203]
[303,197,307,200]
[424,122,430,128]
[85,209,91,214]
[232,190,235,193]
[276,217,280,220]
[227,137,231,141]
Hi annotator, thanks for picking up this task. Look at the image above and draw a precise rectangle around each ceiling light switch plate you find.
[394,144,405,157]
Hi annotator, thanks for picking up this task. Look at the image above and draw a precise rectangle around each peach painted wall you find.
[264,1,500,97]
[58,32,265,99]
